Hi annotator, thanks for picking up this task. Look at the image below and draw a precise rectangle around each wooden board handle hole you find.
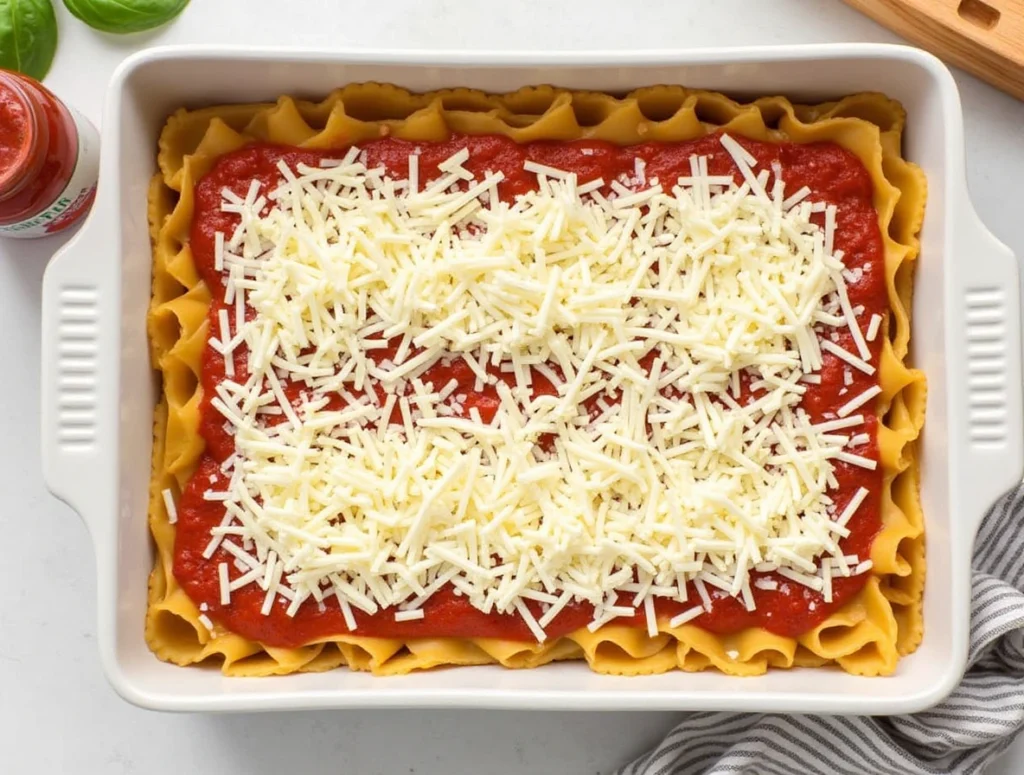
[958,0,1001,30]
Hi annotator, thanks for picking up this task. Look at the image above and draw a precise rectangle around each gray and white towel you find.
[619,487,1024,775]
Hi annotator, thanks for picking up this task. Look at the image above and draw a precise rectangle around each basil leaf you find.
[0,0,58,80]
[63,0,188,34]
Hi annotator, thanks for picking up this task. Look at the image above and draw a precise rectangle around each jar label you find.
[0,105,100,239]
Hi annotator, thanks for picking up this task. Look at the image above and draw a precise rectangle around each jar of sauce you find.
[0,69,99,239]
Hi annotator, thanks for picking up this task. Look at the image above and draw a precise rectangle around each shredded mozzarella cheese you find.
[197,135,877,638]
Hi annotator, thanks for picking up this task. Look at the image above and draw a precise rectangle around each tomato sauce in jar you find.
[0,69,99,238]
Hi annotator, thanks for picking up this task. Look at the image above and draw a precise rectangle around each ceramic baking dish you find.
[41,44,1023,713]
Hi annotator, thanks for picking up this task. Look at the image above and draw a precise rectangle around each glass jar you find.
[0,69,100,239]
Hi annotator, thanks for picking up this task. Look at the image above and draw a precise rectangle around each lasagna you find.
[146,85,926,677]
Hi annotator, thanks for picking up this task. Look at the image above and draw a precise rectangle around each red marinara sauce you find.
[173,133,888,649]
[0,70,99,238]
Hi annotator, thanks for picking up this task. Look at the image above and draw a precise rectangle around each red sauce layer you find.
[174,133,887,648]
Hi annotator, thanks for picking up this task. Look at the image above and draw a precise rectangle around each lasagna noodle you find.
[146,84,927,677]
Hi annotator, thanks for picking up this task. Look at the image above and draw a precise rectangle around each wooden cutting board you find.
[842,0,1024,100]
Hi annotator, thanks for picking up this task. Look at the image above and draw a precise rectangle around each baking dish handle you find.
[954,205,1024,536]
[40,216,117,543]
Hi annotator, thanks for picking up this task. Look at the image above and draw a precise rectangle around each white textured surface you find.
[2,0,1023,772]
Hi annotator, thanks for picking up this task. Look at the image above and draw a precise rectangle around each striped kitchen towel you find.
[619,487,1024,775]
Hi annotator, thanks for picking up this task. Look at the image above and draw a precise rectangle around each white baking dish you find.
[41,44,1023,714]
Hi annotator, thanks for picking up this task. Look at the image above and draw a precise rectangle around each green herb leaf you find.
[63,0,188,34]
[0,0,59,80]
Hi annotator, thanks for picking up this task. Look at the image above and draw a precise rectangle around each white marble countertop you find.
[2,1,1023,771]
